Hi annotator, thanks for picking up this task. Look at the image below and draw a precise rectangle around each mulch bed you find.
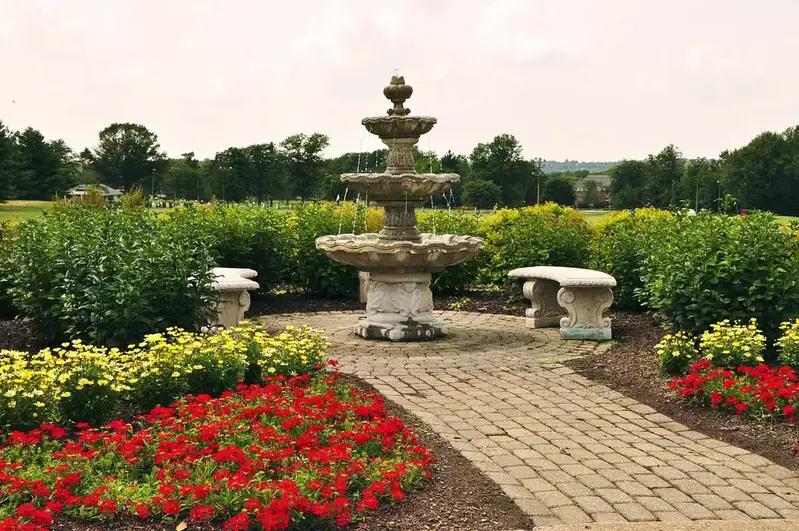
[565,312,799,471]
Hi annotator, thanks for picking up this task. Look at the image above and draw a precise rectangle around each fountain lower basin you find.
[316,233,483,341]
[315,233,483,273]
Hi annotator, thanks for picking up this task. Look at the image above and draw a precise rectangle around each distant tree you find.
[210,147,250,202]
[280,133,330,202]
[92,123,167,192]
[462,179,501,209]
[582,179,599,207]
[0,121,16,201]
[14,128,77,200]
[164,152,203,200]
[470,134,528,206]
[681,158,721,211]
[645,144,683,207]
[440,150,471,205]
[543,176,576,206]
[609,160,647,209]
[246,143,283,203]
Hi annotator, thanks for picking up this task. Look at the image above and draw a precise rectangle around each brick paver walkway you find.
[259,311,799,527]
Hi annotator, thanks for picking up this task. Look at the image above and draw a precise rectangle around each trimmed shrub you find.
[417,209,484,293]
[591,208,673,310]
[5,205,217,347]
[286,202,381,298]
[0,220,18,318]
[640,211,799,338]
[478,203,593,286]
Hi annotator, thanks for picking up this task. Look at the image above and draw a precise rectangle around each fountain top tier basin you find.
[316,233,483,274]
[341,172,459,202]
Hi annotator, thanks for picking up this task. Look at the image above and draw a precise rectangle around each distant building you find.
[574,174,611,207]
[66,184,124,202]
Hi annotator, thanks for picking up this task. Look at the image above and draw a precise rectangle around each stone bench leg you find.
[556,286,613,340]
[522,279,567,328]
[213,290,252,328]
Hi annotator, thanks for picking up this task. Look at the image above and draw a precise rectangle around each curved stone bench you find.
[508,266,616,340]
[211,267,259,328]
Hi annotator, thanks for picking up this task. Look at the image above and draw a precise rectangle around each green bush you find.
[286,202,380,298]
[418,209,485,293]
[5,205,217,347]
[590,208,674,310]
[164,203,291,292]
[479,203,593,286]
[640,211,799,338]
[654,331,699,375]
[0,221,18,318]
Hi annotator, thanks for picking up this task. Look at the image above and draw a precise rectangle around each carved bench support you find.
[522,279,567,328]
[557,286,614,340]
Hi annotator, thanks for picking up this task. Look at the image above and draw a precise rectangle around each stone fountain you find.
[316,75,484,341]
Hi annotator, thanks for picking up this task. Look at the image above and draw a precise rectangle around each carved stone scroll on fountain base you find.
[355,272,446,341]
[556,286,614,340]
[522,279,567,328]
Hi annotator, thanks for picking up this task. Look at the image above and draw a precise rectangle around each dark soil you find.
[0,318,38,352]
[565,312,799,470]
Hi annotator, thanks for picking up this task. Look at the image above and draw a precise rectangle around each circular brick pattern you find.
[258,310,799,526]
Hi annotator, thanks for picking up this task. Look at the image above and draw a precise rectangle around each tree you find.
[644,144,683,207]
[440,150,471,205]
[210,147,250,202]
[543,176,576,206]
[609,160,647,209]
[13,128,77,200]
[165,152,203,200]
[582,179,599,207]
[681,158,721,211]
[280,133,330,202]
[720,131,791,213]
[469,134,528,207]
[92,123,167,192]
[246,143,283,203]
[0,121,16,201]
[462,179,501,209]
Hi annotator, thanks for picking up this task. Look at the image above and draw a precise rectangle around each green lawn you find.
[0,201,53,221]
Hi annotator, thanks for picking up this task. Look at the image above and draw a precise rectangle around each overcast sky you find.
[2,0,798,162]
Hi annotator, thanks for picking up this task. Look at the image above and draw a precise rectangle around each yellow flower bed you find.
[699,318,766,368]
[0,323,329,429]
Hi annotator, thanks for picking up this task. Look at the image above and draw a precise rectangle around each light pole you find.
[535,157,543,205]
[716,180,721,212]
[695,178,699,212]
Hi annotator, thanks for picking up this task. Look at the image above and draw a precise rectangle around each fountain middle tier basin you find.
[315,233,484,273]
[341,173,459,202]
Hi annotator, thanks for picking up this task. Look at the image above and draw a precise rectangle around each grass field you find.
[0,201,53,221]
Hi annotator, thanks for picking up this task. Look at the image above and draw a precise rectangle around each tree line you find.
[3,118,799,214]
[610,124,799,215]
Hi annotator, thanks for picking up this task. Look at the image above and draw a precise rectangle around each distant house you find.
[66,184,124,202]
[574,174,611,207]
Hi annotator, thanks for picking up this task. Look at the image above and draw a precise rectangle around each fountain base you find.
[355,272,446,341]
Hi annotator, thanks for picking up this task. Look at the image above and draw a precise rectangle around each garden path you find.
[258,311,799,528]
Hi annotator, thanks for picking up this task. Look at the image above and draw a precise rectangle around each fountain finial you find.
[383,75,412,116]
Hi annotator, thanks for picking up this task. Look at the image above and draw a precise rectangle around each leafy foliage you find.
[462,179,501,209]
[4,205,217,347]
[640,211,799,338]
[590,208,673,310]
[417,210,484,293]
[479,203,593,286]
[654,331,699,376]
[699,319,766,368]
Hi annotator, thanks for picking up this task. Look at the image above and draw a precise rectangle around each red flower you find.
[189,505,214,522]
[784,405,796,419]
[162,498,181,516]
[134,503,152,519]
[223,512,250,531]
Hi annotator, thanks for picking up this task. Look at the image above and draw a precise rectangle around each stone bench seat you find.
[211,267,259,328]
[508,266,616,340]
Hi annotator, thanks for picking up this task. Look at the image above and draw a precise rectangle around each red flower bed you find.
[669,359,799,420]
[0,370,433,531]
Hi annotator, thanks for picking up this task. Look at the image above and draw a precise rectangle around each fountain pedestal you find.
[356,272,445,341]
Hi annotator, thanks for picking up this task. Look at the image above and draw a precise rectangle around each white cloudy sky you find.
[1,0,798,161]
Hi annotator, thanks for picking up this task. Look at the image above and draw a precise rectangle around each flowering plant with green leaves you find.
[654,331,698,375]
[699,318,765,368]
[776,318,799,369]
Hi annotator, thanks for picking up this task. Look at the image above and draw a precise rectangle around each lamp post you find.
[535,157,543,205]
[716,180,721,212]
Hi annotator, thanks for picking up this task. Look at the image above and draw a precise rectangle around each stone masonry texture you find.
[258,311,799,526]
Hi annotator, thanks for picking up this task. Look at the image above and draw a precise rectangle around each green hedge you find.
[4,205,217,347]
